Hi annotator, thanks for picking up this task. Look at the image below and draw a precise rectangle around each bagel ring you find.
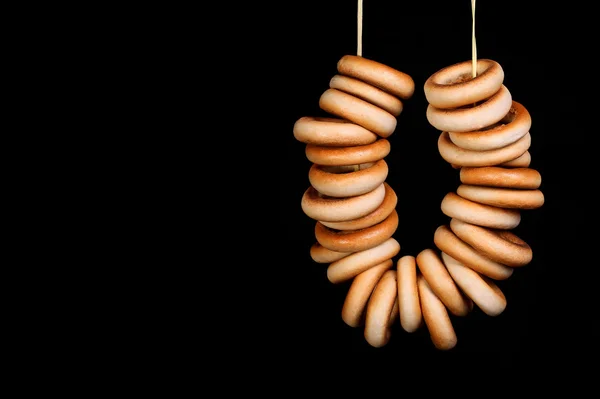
[433,225,514,280]
[453,151,532,169]
[441,252,507,316]
[330,74,403,116]
[438,131,531,167]
[315,209,399,252]
[327,238,401,283]
[319,88,397,138]
[457,184,545,209]
[427,84,513,132]
[301,183,386,222]
[337,55,415,99]
[320,182,397,231]
[417,275,457,351]
[308,159,389,198]
[364,269,398,347]
[460,166,541,189]
[449,218,533,267]
[396,255,423,333]
[449,101,531,150]
[293,116,378,146]
[441,192,521,229]
[424,59,504,109]
[416,248,471,316]
[305,139,390,166]
[342,259,394,327]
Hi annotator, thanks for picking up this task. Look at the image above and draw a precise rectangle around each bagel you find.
[424,59,504,109]
[293,116,377,146]
[417,275,457,350]
[396,255,422,333]
[438,131,531,167]
[320,182,397,231]
[416,249,471,316]
[305,139,391,166]
[308,160,389,198]
[330,74,403,116]
[364,269,398,347]
[441,252,507,316]
[448,101,531,150]
[427,85,513,132]
[449,218,532,267]
[320,88,397,138]
[342,259,394,327]
[314,209,399,252]
[301,183,386,222]
[433,225,514,280]
[327,238,401,283]
[460,166,541,189]
[337,55,415,99]
[456,184,545,209]
[440,192,521,229]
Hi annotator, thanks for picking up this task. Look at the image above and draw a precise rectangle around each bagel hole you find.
[447,73,475,85]
[310,116,352,124]
[468,120,506,132]
[323,225,344,233]
[321,162,374,174]
[496,230,527,246]
[454,100,488,110]
[316,191,337,200]
[439,63,491,85]
[315,191,359,201]
[499,106,518,124]
[324,223,369,235]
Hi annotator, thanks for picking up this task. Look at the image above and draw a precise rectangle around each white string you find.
[358,0,363,56]
[471,0,477,77]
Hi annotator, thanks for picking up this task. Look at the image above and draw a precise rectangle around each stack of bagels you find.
[293,56,544,350]
[420,59,544,349]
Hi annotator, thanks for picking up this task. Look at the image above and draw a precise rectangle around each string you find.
[353,0,364,172]
[471,0,477,77]
[358,0,363,56]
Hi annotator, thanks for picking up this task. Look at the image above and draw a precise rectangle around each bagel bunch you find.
[418,59,545,349]
[294,55,415,347]
[292,56,544,351]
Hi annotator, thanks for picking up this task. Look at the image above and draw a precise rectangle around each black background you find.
[274,0,577,356]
